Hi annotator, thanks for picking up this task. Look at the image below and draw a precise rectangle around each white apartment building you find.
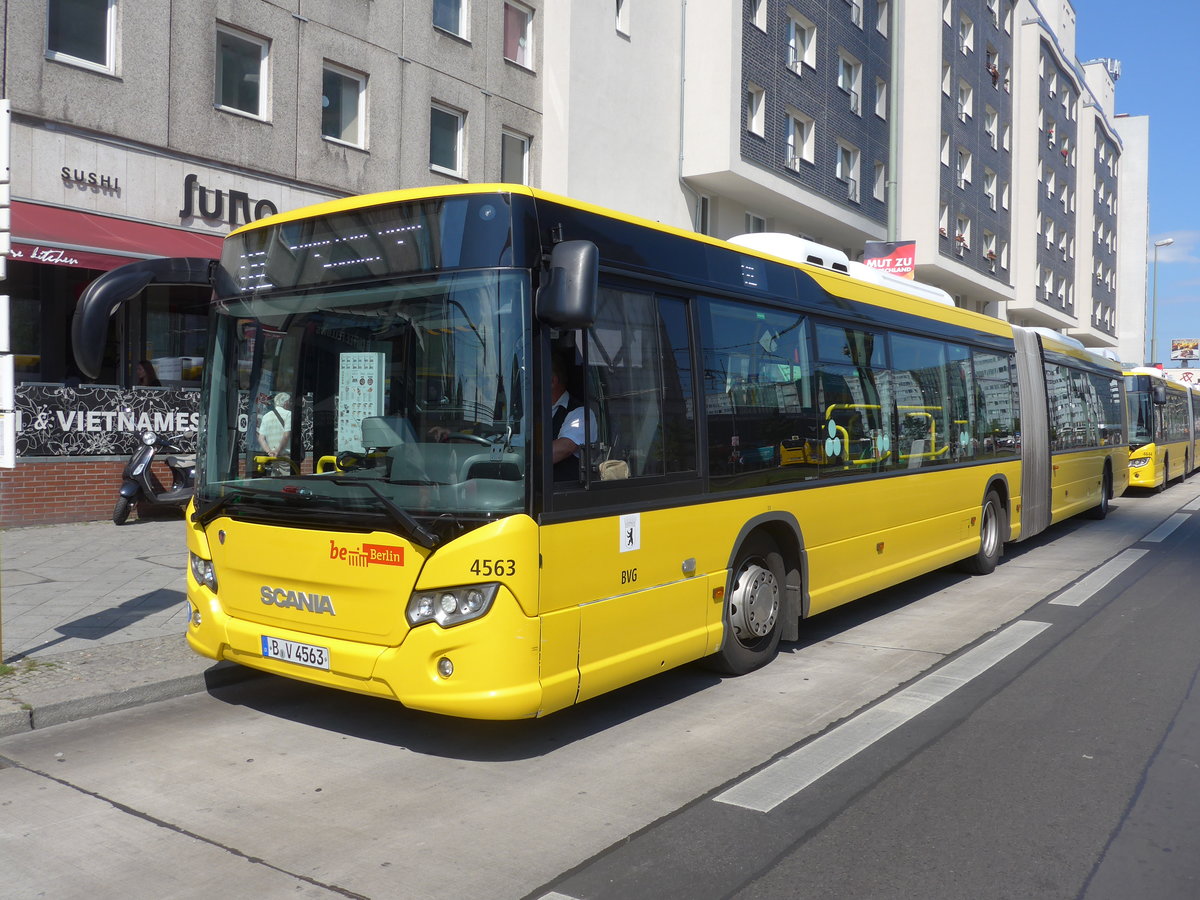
[538,0,1150,357]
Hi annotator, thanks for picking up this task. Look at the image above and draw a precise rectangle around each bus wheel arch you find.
[708,518,804,675]
[1157,455,1169,492]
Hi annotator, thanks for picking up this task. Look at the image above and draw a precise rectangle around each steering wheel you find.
[445,432,492,446]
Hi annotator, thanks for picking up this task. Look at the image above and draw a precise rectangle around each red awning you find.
[9,201,224,271]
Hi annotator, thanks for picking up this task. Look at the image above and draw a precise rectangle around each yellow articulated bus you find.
[1124,367,1191,491]
[73,185,1129,719]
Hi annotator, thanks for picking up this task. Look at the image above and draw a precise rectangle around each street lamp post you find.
[1151,238,1174,365]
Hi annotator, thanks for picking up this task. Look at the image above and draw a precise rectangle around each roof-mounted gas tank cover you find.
[728,233,850,273]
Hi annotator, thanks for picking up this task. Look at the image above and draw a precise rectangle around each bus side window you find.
[576,288,696,483]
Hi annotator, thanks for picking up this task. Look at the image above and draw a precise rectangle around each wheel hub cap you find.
[730,563,779,640]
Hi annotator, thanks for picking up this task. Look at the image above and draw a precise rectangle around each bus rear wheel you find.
[708,534,784,675]
[959,490,1004,575]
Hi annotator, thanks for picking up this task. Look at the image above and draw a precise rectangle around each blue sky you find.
[1075,0,1200,364]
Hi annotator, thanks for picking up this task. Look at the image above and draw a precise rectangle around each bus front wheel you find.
[959,490,1004,576]
[1086,469,1112,520]
[708,534,784,675]
[1156,456,1169,493]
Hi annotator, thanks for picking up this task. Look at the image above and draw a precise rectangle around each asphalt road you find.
[2,484,1198,899]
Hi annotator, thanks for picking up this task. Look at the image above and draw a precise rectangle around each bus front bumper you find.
[185,586,551,720]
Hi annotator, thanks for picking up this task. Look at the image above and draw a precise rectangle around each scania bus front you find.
[184,188,557,718]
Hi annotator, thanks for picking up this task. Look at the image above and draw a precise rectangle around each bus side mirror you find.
[536,240,598,329]
[72,257,215,378]
[1152,382,1167,404]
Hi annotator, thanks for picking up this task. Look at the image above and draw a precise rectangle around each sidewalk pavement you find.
[0,515,257,737]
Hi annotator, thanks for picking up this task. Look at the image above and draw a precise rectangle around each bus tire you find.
[1086,469,1112,520]
[959,490,1004,575]
[113,497,132,526]
[1156,456,1168,493]
[707,534,784,675]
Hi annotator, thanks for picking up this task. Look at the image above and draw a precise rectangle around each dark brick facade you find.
[938,0,1013,280]
[1092,121,1120,336]
[1036,37,1079,317]
[740,0,890,227]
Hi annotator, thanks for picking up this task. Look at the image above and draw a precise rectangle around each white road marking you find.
[715,620,1051,813]
[1142,512,1190,543]
[1049,549,1149,607]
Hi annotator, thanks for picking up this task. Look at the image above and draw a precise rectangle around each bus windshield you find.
[1124,375,1154,447]
[195,269,531,538]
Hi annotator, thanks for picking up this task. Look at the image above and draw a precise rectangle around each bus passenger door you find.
[540,287,710,707]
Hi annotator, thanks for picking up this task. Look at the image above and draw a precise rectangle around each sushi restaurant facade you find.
[0,121,338,527]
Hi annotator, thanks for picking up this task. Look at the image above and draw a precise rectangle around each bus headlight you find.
[190,553,219,592]
[407,584,499,628]
[1129,458,1150,468]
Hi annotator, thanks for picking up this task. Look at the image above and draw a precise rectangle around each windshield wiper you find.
[193,483,324,527]
[330,478,440,549]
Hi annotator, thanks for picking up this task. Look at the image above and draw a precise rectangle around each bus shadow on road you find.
[205,662,729,760]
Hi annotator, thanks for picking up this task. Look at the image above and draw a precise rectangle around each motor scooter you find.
[113,431,196,525]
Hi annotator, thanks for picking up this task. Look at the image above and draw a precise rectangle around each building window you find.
[957,80,972,121]
[503,2,533,68]
[786,110,815,169]
[216,26,270,119]
[874,162,886,201]
[836,141,860,202]
[616,0,630,35]
[430,104,465,177]
[956,216,971,251]
[750,0,767,32]
[501,129,529,183]
[984,106,998,148]
[746,83,765,136]
[321,63,365,147]
[745,212,767,234]
[434,0,467,38]
[838,53,862,115]
[877,0,889,36]
[787,13,816,73]
[984,168,997,209]
[875,78,888,118]
[956,147,972,186]
[46,0,115,72]
[697,195,712,235]
[958,14,974,54]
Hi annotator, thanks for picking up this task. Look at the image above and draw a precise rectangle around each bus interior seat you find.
[386,441,461,484]
[461,451,524,481]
